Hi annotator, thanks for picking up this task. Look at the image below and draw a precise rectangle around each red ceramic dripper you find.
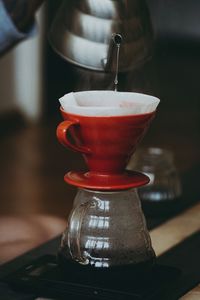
[56,108,156,190]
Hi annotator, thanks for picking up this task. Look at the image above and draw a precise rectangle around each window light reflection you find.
[93,198,110,211]
[85,237,110,250]
[89,216,109,229]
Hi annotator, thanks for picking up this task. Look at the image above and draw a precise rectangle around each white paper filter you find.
[59,91,160,116]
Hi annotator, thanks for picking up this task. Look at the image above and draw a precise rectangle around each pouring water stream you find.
[112,33,123,91]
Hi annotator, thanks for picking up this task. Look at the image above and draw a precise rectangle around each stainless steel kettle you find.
[49,0,153,72]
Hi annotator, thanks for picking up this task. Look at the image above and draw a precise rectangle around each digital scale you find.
[4,255,181,300]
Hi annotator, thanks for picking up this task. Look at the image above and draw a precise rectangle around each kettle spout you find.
[102,33,123,72]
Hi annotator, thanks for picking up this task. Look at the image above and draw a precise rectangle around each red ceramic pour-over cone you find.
[56,107,155,190]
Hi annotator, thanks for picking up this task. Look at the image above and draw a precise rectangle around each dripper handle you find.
[56,120,91,154]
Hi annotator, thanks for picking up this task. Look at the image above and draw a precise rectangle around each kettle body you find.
[49,0,153,72]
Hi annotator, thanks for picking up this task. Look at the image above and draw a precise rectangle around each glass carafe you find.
[58,188,155,269]
[128,148,182,201]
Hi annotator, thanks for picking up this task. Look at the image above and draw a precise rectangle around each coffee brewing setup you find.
[2,2,183,299]
[51,0,160,271]
[57,91,159,270]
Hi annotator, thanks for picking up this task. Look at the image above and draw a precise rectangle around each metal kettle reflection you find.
[49,0,153,72]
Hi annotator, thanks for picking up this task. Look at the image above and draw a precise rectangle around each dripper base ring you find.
[64,170,149,191]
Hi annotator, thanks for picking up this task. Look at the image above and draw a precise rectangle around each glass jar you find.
[58,188,155,269]
[127,147,182,206]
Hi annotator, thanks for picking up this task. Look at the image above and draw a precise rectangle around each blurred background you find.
[0,0,200,261]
